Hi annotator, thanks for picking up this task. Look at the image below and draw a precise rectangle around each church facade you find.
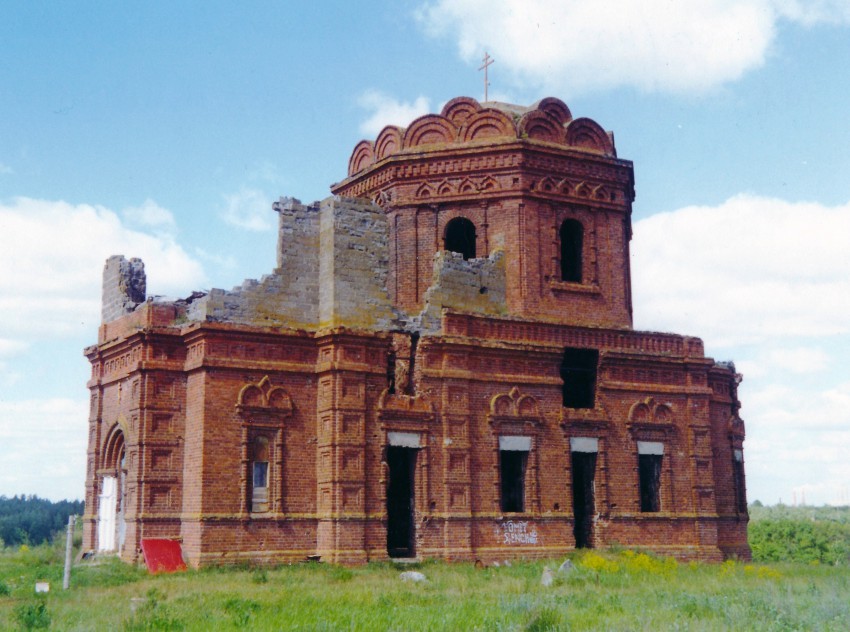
[82,97,750,566]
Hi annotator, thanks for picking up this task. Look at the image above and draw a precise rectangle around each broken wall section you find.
[318,196,399,330]
[186,198,322,328]
[102,255,146,322]
[185,196,401,332]
[417,249,508,333]
[105,197,508,336]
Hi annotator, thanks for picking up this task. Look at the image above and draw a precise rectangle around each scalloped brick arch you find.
[518,110,566,144]
[348,140,375,176]
[403,115,457,149]
[460,109,516,143]
[236,375,293,412]
[375,126,403,161]
[565,118,615,156]
[534,97,572,125]
[441,96,482,125]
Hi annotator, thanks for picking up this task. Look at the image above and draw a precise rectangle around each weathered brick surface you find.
[83,96,749,566]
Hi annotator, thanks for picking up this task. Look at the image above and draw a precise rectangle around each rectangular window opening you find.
[561,348,599,409]
[638,454,662,512]
[500,449,528,513]
[252,461,269,513]
[253,462,268,488]
[733,449,747,513]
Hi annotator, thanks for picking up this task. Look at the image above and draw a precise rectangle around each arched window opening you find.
[444,217,476,260]
[251,436,270,513]
[97,429,126,552]
[559,219,583,283]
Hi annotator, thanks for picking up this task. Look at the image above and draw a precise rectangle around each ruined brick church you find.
[83,96,749,566]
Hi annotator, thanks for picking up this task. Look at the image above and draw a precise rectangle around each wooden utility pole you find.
[479,52,494,102]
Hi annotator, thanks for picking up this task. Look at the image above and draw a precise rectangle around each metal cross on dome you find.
[479,52,494,102]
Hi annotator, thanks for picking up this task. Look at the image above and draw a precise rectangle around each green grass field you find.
[1,542,848,631]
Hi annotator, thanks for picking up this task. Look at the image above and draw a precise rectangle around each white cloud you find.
[747,380,850,432]
[0,198,206,500]
[632,193,850,506]
[0,398,87,501]
[0,339,27,386]
[357,90,432,136]
[0,340,27,357]
[416,0,850,95]
[773,0,850,25]
[0,197,206,340]
[220,188,274,231]
[632,194,850,346]
[194,246,238,271]
[0,338,29,388]
[121,199,177,233]
[737,345,829,379]
[766,346,830,374]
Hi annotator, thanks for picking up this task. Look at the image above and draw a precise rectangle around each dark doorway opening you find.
[571,451,597,548]
[500,450,528,513]
[387,446,417,557]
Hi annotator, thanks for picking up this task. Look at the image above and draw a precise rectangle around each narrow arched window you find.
[251,436,270,513]
[444,217,476,260]
[97,429,126,552]
[560,219,583,283]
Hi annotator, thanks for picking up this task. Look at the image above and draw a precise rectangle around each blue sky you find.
[1,1,849,505]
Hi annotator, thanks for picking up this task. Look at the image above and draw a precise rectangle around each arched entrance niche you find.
[97,426,127,553]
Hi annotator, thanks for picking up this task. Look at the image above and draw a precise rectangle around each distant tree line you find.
[749,503,850,564]
[0,495,84,547]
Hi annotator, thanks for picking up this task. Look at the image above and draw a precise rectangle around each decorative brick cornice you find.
[332,97,635,208]
[236,375,293,424]
[626,397,676,440]
[488,386,543,433]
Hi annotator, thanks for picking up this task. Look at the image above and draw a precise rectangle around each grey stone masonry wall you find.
[102,255,146,322]
[418,249,508,333]
[186,197,322,328]
[274,196,321,306]
[317,196,399,330]
[185,196,400,331]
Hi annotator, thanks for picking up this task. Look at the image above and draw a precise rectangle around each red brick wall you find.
[84,97,748,565]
